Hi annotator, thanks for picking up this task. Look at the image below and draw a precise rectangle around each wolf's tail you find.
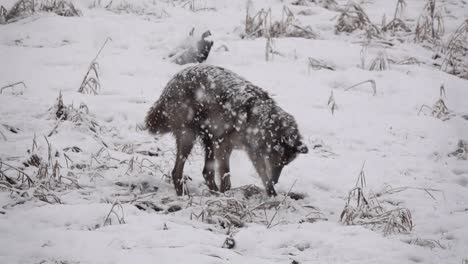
[145,100,171,134]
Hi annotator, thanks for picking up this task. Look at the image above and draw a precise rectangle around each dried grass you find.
[308,57,336,71]
[345,79,377,96]
[418,85,452,120]
[440,19,468,79]
[3,0,80,23]
[244,4,316,39]
[448,140,468,160]
[92,0,170,18]
[0,81,27,95]
[103,200,126,226]
[327,90,337,115]
[0,135,81,206]
[368,51,390,71]
[335,3,380,39]
[415,0,444,43]
[78,37,112,95]
[340,162,413,235]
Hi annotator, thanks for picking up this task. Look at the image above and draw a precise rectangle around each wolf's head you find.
[266,112,308,184]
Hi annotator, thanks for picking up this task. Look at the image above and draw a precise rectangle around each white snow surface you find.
[1,0,468,263]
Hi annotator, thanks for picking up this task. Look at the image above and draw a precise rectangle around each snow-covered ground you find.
[1,0,468,263]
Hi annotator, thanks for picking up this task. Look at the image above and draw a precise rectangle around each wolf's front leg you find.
[202,143,218,192]
[217,143,233,193]
[248,150,277,196]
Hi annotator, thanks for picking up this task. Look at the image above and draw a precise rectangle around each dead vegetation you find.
[0,135,81,207]
[91,0,170,18]
[1,0,81,24]
[48,91,108,147]
[78,37,111,95]
[440,19,468,80]
[335,2,380,39]
[448,140,468,160]
[308,57,336,71]
[415,0,444,43]
[327,90,337,115]
[345,79,377,96]
[0,81,27,95]
[185,184,324,230]
[418,85,453,121]
[382,0,411,34]
[243,3,316,39]
[340,163,413,235]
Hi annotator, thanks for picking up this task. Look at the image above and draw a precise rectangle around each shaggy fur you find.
[146,65,308,196]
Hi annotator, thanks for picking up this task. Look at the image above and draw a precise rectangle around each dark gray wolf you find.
[145,65,308,196]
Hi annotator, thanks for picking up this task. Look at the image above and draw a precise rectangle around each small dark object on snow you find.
[63,146,82,153]
[167,204,182,213]
[23,154,41,167]
[222,236,235,249]
[288,191,306,200]
[134,201,163,212]
[173,30,214,65]
[136,150,159,157]
[145,65,308,196]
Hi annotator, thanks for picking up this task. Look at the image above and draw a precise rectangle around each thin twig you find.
[267,179,297,228]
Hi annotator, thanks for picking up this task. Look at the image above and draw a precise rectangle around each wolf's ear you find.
[296,142,308,154]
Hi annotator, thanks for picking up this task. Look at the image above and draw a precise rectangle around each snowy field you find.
[1,0,468,263]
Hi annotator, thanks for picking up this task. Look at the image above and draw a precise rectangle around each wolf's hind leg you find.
[172,132,195,196]
[202,142,218,192]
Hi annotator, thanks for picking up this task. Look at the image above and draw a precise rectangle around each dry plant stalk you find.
[244,4,316,39]
[103,200,126,226]
[415,0,444,43]
[78,37,112,95]
[327,90,337,115]
[345,79,377,96]
[308,57,335,71]
[418,85,451,120]
[369,51,390,71]
[0,81,27,95]
[440,19,468,79]
[382,0,409,34]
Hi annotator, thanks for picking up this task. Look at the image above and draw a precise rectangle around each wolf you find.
[145,65,308,196]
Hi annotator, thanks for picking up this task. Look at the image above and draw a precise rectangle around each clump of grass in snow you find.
[91,0,170,18]
[441,19,468,80]
[243,3,316,39]
[448,140,468,160]
[0,135,82,206]
[368,51,390,71]
[340,162,413,236]
[382,0,411,34]
[48,91,108,148]
[414,0,444,43]
[2,0,80,23]
[418,85,453,120]
[335,2,380,39]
